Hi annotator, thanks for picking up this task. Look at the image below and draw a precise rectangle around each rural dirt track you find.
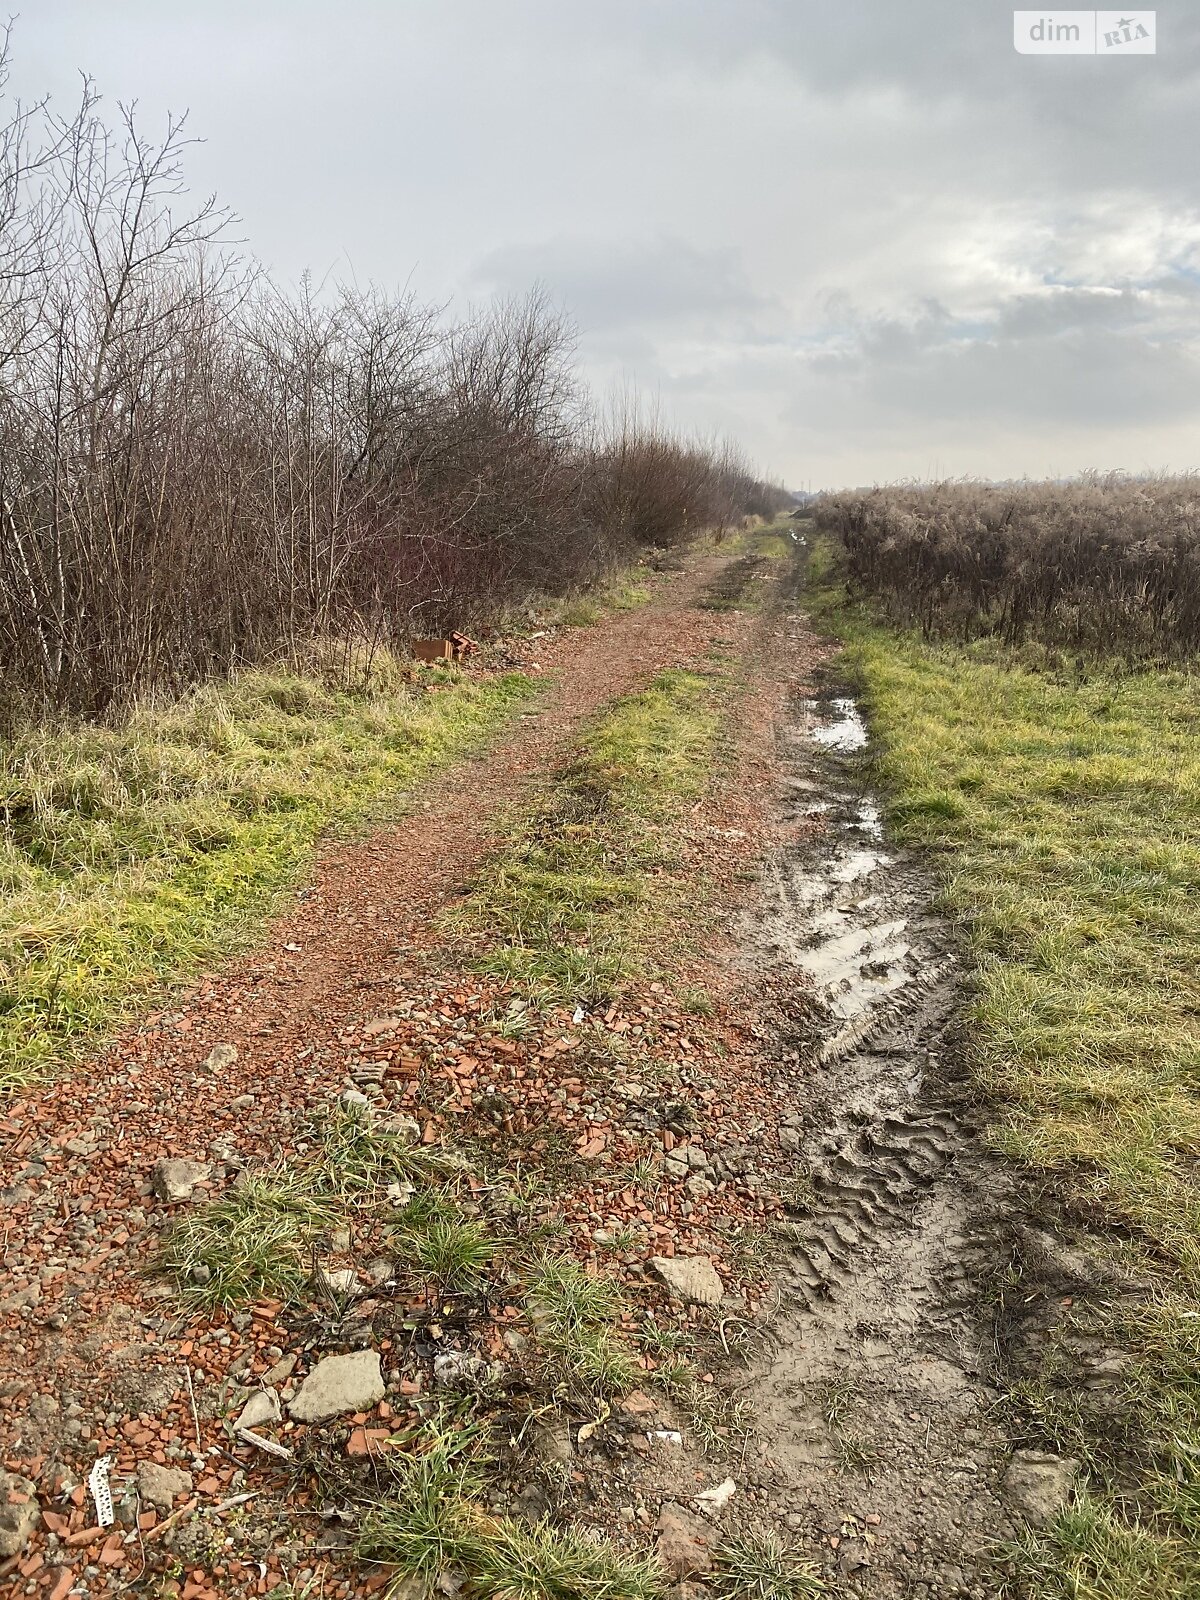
[738,606,1021,1599]
[0,549,1081,1599]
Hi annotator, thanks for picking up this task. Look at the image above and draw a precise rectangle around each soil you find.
[0,549,1104,1599]
[735,646,1022,1600]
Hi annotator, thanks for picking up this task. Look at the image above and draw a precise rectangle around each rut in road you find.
[738,625,1031,1600]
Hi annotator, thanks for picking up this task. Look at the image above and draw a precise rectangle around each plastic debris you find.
[88,1456,114,1527]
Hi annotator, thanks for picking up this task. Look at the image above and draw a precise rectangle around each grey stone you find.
[1002,1450,1079,1525]
[0,1469,38,1557]
[685,1146,709,1169]
[655,1501,714,1579]
[648,1254,724,1307]
[136,1460,193,1510]
[380,1114,421,1143]
[288,1350,385,1423]
[685,1175,715,1198]
[319,1268,362,1297]
[260,1352,299,1387]
[0,1281,40,1312]
[235,1389,282,1431]
[531,1419,574,1463]
[150,1158,211,1203]
[338,1088,372,1116]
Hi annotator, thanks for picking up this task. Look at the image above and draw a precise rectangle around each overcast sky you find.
[12,2,1200,487]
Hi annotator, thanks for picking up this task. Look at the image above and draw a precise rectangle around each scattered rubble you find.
[136,1460,193,1511]
[235,1389,282,1431]
[0,1467,38,1557]
[655,1500,715,1579]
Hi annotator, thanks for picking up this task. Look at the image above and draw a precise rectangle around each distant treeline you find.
[0,38,787,717]
[814,475,1200,659]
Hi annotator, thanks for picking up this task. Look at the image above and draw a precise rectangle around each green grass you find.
[358,1413,663,1600]
[807,538,1200,1596]
[160,1105,470,1308]
[1003,1490,1195,1600]
[531,565,656,633]
[157,1164,343,1306]
[526,1254,640,1396]
[451,667,723,1002]
[0,651,534,1092]
[710,1532,825,1600]
[392,1200,495,1290]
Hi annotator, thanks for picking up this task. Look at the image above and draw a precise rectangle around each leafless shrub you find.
[0,42,781,717]
[814,474,1200,659]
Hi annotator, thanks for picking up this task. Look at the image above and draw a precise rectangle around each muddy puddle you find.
[737,682,1029,1600]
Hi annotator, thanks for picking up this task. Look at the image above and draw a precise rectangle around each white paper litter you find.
[694,1477,737,1514]
[88,1455,114,1527]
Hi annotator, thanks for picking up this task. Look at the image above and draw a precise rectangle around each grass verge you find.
[806,537,1200,1597]
[0,650,533,1091]
[450,667,724,1003]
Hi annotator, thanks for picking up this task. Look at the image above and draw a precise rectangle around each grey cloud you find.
[472,236,769,333]
[8,0,1200,485]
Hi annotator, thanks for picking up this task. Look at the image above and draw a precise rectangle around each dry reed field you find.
[814,475,1200,659]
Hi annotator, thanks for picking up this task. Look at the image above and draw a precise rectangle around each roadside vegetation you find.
[806,529,1200,1599]
[0,27,788,1095]
[815,475,1200,659]
[0,655,533,1092]
[0,30,786,722]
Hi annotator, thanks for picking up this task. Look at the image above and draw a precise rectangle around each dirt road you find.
[0,550,1076,1599]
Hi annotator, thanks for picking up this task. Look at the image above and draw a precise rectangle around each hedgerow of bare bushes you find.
[814,474,1200,659]
[0,37,787,718]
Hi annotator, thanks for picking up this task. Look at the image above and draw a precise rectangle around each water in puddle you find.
[829,847,887,883]
[810,696,868,752]
[856,800,883,838]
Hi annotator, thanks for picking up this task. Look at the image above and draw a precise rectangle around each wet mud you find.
[737,663,1031,1598]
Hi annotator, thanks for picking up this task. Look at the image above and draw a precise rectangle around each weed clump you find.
[358,1418,663,1600]
[710,1532,825,1600]
[526,1254,639,1396]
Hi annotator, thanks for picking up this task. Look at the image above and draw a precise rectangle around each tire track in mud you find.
[738,630,1030,1599]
